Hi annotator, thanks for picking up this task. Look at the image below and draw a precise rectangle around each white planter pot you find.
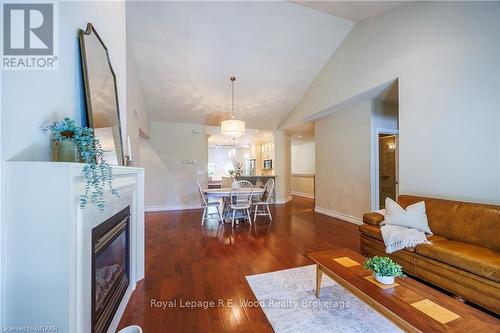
[117,326,142,333]
[374,274,394,285]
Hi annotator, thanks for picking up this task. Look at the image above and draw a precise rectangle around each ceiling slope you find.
[127,1,353,129]
[290,1,406,22]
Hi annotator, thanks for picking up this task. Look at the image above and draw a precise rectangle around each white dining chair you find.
[230,180,253,228]
[197,181,222,226]
[253,178,274,222]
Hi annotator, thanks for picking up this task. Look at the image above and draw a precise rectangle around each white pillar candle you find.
[127,136,133,160]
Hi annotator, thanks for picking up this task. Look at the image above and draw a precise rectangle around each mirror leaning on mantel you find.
[79,23,125,166]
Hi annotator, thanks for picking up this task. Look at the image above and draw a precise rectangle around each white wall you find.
[2,1,127,162]
[291,141,315,198]
[274,130,292,203]
[283,2,500,204]
[291,141,315,174]
[315,101,372,221]
[126,32,150,140]
[0,66,3,325]
[126,40,150,165]
[0,0,127,325]
[314,100,399,220]
[140,122,208,211]
[291,175,315,198]
[372,101,398,131]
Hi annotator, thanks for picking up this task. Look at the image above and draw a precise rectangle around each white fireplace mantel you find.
[2,161,145,333]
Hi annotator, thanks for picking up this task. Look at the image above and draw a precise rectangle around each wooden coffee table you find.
[309,248,500,333]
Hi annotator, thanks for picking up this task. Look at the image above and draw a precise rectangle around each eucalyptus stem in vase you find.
[42,117,118,211]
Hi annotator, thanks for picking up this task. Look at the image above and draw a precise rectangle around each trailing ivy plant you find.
[42,117,118,211]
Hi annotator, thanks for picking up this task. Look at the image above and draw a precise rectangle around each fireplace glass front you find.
[92,207,130,333]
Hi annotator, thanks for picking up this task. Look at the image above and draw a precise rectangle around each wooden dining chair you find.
[253,178,274,222]
[230,180,253,228]
[197,181,222,226]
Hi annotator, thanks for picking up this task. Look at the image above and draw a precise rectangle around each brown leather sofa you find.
[359,195,500,315]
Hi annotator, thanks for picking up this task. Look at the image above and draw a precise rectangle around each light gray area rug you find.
[246,265,402,333]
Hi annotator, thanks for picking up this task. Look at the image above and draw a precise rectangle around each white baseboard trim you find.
[275,196,293,205]
[292,191,315,199]
[145,204,202,212]
[314,206,363,225]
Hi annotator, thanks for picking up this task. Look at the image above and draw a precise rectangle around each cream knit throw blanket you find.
[380,224,431,254]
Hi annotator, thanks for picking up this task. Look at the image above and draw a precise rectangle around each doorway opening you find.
[205,126,275,189]
[370,79,399,211]
[377,132,398,209]
[288,122,315,203]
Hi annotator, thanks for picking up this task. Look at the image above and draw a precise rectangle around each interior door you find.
[378,134,397,208]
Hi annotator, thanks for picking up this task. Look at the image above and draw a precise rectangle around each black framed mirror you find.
[79,23,125,166]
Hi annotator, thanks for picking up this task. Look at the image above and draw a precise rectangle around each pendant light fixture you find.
[221,76,245,139]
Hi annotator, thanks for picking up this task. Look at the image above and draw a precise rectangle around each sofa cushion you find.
[359,224,445,251]
[398,195,459,239]
[385,198,432,233]
[451,202,500,251]
[404,233,448,252]
[415,240,500,283]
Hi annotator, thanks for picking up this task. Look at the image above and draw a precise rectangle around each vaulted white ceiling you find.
[126,1,354,130]
[291,1,406,22]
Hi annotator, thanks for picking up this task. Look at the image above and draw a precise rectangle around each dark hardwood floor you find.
[117,196,360,332]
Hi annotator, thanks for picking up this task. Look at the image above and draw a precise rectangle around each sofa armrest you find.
[363,212,385,226]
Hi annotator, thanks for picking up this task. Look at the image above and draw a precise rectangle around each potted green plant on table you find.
[364,256,404,285]
[42,117,118,211]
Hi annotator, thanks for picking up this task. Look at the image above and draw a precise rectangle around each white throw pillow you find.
[384,198,432,234]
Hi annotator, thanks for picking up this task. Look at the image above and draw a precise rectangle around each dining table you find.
[204,187,265,223]
[204,187,265,198]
